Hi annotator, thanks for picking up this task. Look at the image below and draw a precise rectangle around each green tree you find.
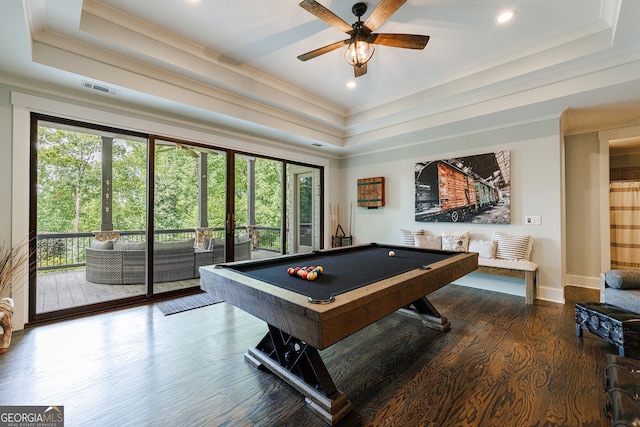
[255,158,282,227]
[206,153,227,235]
[154,147,199,231]
[112,139,147,231]
[37,127,101,233]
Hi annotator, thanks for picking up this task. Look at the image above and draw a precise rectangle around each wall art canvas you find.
[415,151,510,223]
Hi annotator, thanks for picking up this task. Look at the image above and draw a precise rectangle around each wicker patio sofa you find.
[86,237,251,285]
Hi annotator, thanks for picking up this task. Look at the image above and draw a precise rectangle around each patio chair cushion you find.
[114,241,146,251]
[91,239,114,250]
[155,239,195,251]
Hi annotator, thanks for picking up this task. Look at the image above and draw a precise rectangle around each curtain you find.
[610,181,640,271]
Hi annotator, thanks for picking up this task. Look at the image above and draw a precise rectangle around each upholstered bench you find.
[575,302,640,357]
[402,228,539,304]
[604,354,640,425]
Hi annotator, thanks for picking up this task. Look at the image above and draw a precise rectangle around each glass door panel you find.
[34,121,147,315]
[204,149,227,265]
[153,141,225,294]
[235,155,283,261]
[297,173,313,253]
[286,164,322,254]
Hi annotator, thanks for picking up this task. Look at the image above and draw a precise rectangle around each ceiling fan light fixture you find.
[497,10,515,23]
[344,34,375,67]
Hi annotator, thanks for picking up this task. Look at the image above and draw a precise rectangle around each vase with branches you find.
[0,241,28,353]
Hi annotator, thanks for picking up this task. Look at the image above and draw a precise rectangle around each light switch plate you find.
[525,216,541,225]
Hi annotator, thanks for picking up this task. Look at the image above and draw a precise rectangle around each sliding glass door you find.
[153,139,227,294]
[234,155,284,261]
[30,115,323,322]
[34,118,148,317]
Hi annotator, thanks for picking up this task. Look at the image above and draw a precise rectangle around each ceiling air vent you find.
[82,81,119,95]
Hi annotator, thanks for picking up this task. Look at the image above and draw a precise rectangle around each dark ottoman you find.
[575,302,640,358]
[604,354,640,425]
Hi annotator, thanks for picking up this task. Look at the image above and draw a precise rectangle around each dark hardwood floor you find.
[1,285,610,426]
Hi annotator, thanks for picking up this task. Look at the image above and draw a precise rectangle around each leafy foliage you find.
[37,127,285,237]
[37,127,102,233]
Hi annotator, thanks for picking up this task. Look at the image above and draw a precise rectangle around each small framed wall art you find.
[357,177,385,208]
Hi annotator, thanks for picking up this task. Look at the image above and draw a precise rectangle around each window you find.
[30,114,323,322]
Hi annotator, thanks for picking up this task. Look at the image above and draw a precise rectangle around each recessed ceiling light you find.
[347,81,356,89]
[497,10,515,23]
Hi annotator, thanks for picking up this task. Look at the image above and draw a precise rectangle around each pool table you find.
[199,243,478,425]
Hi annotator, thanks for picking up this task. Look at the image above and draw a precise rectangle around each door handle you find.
[226,213,235,234]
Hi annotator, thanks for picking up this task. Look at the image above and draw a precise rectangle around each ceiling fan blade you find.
[176,144,200,158]
[354,63,367,78]
[297,39,349,61]
[368,33,430,50]
[299,0,353,34]
[363,0,407,32]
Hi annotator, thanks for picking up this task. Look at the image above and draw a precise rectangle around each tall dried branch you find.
[0,241,29,300]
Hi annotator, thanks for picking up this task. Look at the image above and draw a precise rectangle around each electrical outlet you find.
[525,216,541,225]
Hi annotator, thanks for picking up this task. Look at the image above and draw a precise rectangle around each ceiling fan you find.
[297,0,430,77]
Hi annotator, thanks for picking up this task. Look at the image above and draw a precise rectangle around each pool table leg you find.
[244,325,352,425]
[399,296,451,332]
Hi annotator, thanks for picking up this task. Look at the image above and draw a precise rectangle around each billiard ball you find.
[389,250,395,257]
[307,271,317,281]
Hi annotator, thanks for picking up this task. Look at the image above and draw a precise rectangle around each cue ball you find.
[389,250,395,257]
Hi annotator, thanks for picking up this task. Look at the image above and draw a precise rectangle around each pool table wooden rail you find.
[199,249,478,350]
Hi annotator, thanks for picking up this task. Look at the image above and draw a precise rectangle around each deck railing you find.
[37,226,282,271]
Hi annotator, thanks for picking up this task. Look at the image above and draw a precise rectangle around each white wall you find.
[0,85,12,243]
[340,119,564,303]
[564,132,602,288]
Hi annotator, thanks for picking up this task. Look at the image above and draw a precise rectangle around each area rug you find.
[156,293,223,316]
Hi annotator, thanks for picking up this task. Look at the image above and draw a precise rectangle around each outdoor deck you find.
[35,249,279,314]
[36,269,199,314]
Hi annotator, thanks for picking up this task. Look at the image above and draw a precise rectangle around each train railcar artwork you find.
[415,151,510,223]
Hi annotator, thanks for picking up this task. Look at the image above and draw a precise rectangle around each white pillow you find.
[400,228,423,246]
[468,239,497,259]
[113,240,146,251]
[492,231,532,261]
[414,234,442,250]
[91,239,114,250]
[441,231,470,252]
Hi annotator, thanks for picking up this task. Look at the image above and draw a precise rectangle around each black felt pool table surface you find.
[228,243,458,301]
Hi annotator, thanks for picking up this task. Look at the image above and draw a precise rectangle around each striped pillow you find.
[492,232,532,261]
[400,229,423,246]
